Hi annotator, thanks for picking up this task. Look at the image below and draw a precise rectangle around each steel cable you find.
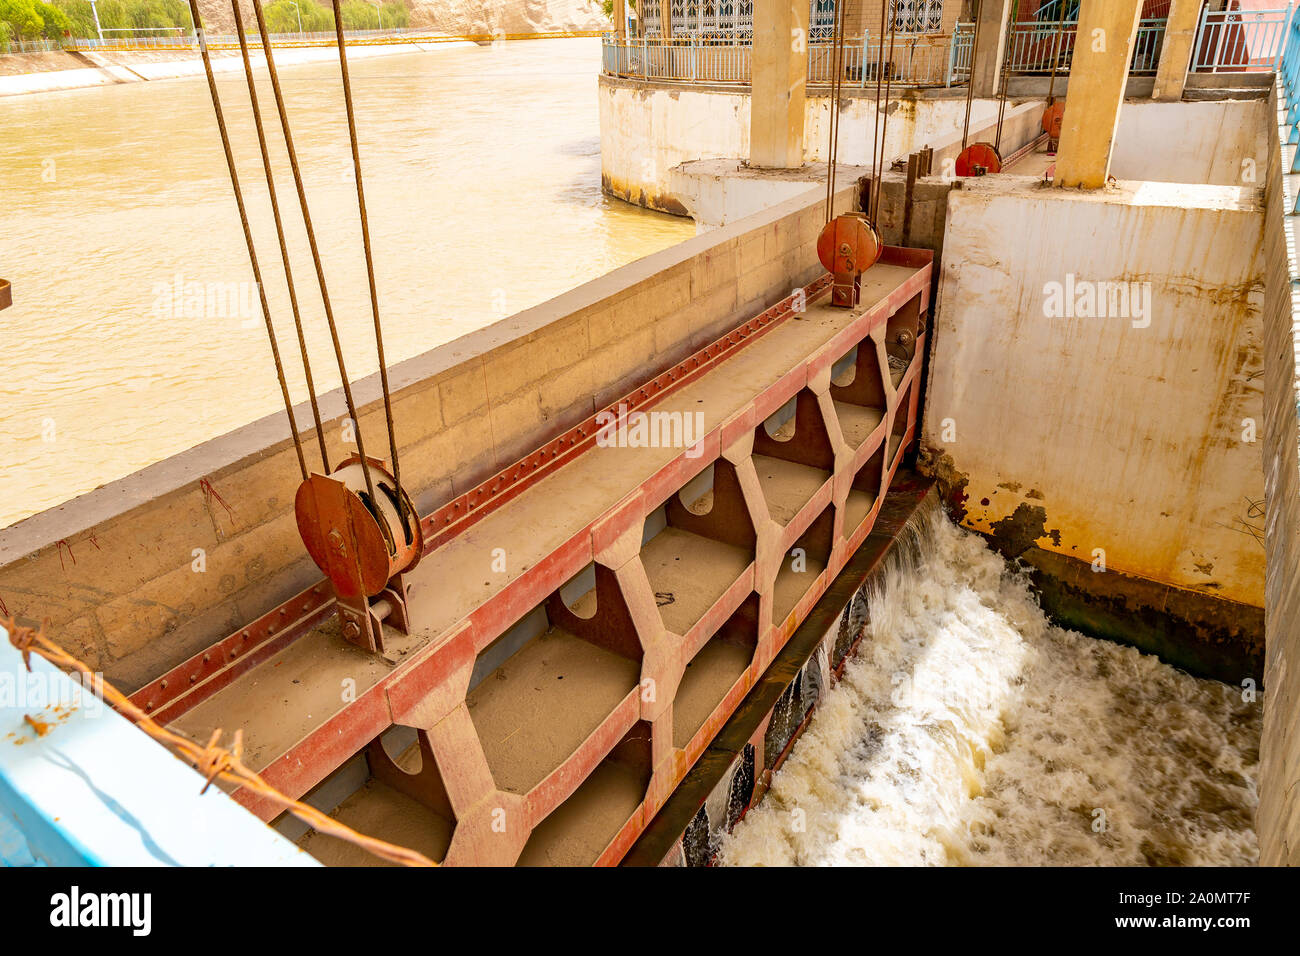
[186,0,307,482]
[229,0,332,474]
[247,0,379,505]
[331,0,406,519]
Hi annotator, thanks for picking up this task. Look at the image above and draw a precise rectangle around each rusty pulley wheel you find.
[817,213,883,308]
[295,455,423,600]
[1041,101,1065,141]
[817,213,882,276]
[955,142,1002,176]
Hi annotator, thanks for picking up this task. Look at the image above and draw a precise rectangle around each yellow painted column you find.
[750,0,811,168]
[970,0,1013,97]
[1054,0,1143,189]
[660,0,673,36]
[1151,0,1200,101]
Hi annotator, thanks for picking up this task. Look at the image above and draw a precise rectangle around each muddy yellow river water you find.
[0,38,692,529]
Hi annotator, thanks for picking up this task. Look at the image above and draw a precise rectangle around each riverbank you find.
[0,33,601,97]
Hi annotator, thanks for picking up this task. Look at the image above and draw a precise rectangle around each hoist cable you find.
[994,0,1021,154]
[870,0,888,200]
[229,0,331,474]
[186,0,307,482]
[248,0,379,506]
[825,0,848,222]
[331,0,405,515]
[874,0,899,221]
[961,0,985,151]
[1046,12,1065,104]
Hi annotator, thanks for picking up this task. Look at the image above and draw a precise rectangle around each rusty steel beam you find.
[228,253,932,840]
[129,273,832,721]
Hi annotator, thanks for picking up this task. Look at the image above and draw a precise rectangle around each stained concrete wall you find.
[920,175,1266,673]
[1258,83,1300,866]
[1111,99,1270,188]
[0,181,855,693]
[658,99,1046,230]
[598,76,1005,214]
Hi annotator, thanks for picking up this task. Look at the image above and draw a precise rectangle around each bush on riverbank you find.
[262,0,409,33]
[0,0,71,43]
[0,0,408,47]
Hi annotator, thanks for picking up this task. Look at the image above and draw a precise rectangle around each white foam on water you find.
[718,506,1260,866]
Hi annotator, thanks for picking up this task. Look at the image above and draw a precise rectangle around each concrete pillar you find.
[1053,0,1143,189]
[749,0,810,168]
[614,0,626,38]
[1151,0,1200,101]
[970,0,1013,97]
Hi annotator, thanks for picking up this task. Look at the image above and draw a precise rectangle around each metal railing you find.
[1192,5,1294,72]
[947,7,1293,80]
[0,37,65,54]
[1,26,601,57]
[950,17,1165,77]
[603,33,962,88]
[1280,0,1300,212]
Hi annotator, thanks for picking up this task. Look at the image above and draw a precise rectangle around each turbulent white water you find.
[719,507,1261,867]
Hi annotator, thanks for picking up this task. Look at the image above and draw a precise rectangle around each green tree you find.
[35,0,68,37]
[380,1,404,28]
[0,0,46,39]
[51,0,99,38]
[263,0,333,33]
[339,0,375,30]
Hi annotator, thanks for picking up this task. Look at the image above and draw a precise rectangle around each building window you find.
[894,0,944,34]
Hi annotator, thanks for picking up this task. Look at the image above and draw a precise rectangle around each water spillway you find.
[718,503,1260,867]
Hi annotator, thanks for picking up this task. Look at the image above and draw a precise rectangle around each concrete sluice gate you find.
[269,249,929,866]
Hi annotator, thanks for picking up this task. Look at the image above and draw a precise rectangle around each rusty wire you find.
[994,0,1022,154]
[824,0,848,223]
[186,0,308,482]
[961,0,985,151]
[245,0,380,506]
[228,0,332,475]
[330,0,406,522]
[4,617,436,867]
[873,0,900,221]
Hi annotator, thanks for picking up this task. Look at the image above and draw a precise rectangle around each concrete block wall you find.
[1258,83,1300,866]
[598,75,1005,214]
[919,175,1268,677]
[0,183,856,693]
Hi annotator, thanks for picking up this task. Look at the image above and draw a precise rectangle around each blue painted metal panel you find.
[0,623,318,867]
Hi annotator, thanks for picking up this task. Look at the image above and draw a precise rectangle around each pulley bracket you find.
[294,454,424,653]
[816,213,883,309]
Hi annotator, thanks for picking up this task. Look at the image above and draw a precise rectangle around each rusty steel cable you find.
[825,0,849,221]
[871,0,888,202]
[873,0,899,221]
[961,0,985,151]
[1046,14,1065,104]
[994,0,1022,154]
[246,0,380,507]
[330,0,406,520]
[3,617,436,867]
[186,0,307,482]
[229,0,332,475]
